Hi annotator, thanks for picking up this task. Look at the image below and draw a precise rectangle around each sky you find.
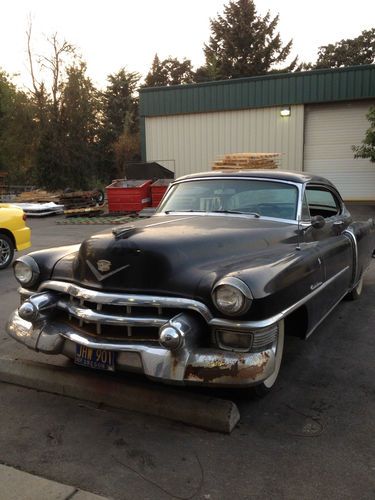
[1,0,374,90]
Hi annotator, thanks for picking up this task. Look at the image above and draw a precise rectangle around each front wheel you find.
[0,234,15,269]
[253,320,285,397]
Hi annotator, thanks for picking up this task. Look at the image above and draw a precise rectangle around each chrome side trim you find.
[305,290,348,339]
[278,265,349,318]
[57,300,169,327]
[211,266,350,329]
[343,228,359,288]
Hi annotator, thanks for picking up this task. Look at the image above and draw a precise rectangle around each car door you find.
[303,183,353,317]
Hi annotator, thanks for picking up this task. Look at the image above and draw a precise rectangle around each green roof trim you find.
[140,65,375,117]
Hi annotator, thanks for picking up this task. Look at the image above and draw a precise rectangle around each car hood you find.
[52,214,298,299]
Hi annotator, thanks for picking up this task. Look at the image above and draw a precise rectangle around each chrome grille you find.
[36,282,281,351]
[55,294,176,342]
[252,324,278,350]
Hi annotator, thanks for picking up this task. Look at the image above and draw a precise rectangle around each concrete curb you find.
[0,464,108,500]
[0,356,240,433]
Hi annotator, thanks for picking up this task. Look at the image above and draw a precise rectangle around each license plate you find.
[75,344,115,371]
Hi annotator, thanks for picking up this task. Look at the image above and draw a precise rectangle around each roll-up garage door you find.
[304,101,375,200]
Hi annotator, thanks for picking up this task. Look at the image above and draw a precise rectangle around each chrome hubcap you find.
[0,239,11,265]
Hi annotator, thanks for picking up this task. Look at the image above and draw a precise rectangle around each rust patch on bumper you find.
[185,353,269,383]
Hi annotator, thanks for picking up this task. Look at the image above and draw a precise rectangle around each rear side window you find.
[305,186,341,218]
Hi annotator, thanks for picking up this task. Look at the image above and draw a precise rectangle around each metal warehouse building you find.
[139,65,375,200]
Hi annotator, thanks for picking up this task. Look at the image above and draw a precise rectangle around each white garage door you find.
[304,101,375,200]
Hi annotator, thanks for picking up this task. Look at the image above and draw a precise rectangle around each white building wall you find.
[145,105,304,178]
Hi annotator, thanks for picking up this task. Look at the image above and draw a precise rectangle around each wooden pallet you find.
[212,152,281,171]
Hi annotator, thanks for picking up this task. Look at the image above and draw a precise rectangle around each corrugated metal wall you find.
[145,105,304,177]
[140,65,375,117]
[304,101,375,200]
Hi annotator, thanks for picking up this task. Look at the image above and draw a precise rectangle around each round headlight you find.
[13,256,40,287]
[212,277,252,316]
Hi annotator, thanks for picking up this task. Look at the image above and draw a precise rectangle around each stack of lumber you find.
[212,152,281,171]
[15,189,61,203]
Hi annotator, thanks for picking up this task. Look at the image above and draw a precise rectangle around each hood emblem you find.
[97,260,111,272]
[86,259,130,282]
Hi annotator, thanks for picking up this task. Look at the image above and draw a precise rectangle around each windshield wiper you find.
[211,210,261,218]
[164,210,206,214]
[165,209,261,218]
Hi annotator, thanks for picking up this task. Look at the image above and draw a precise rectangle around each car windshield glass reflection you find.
[159,179,298,220]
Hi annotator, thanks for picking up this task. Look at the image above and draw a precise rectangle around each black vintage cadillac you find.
[6,171,375,394]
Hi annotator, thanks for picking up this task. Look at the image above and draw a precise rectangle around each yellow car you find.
[0,204,31,269]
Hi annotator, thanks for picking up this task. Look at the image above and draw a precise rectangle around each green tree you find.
[144,54,195,87]
[98,68,141,180]
[312,28,375,69]
[60,62,101,188]
[352,107,375,163]
[101,68,140,142]
[33,59,101,190]
[27,24,102,190]
[0,71,37,184]
[196,0,296,81]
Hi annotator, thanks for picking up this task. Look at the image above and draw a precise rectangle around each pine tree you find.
[144,54,195,87]
[197,0,296,81]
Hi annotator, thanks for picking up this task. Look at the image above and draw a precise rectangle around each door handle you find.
[333,220,344,226]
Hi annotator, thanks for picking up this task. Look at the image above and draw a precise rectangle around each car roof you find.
[176,169,336,187]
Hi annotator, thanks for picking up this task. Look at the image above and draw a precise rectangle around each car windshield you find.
[158,179,299,220]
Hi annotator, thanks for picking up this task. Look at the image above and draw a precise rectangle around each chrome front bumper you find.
[6,309,277,387]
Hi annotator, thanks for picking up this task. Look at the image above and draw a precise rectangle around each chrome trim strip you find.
[343,228,359,288]
[169,176,301,188]
[61,330,160,351]
[213,277,252,299]
[19,287,35,298]
[156,211,298,225]
[210,266,350,329]
[305,290,348,339]
[38,268,350,331]
[57,300,169,327]
[39,281,214,322]
[209,315,283,329]
[277,265,350,319]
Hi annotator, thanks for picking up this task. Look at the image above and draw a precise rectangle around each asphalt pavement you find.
[0,214,374,499]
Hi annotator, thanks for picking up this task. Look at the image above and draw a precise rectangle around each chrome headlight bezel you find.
[13,256,40,287]
[212,277,253,316]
